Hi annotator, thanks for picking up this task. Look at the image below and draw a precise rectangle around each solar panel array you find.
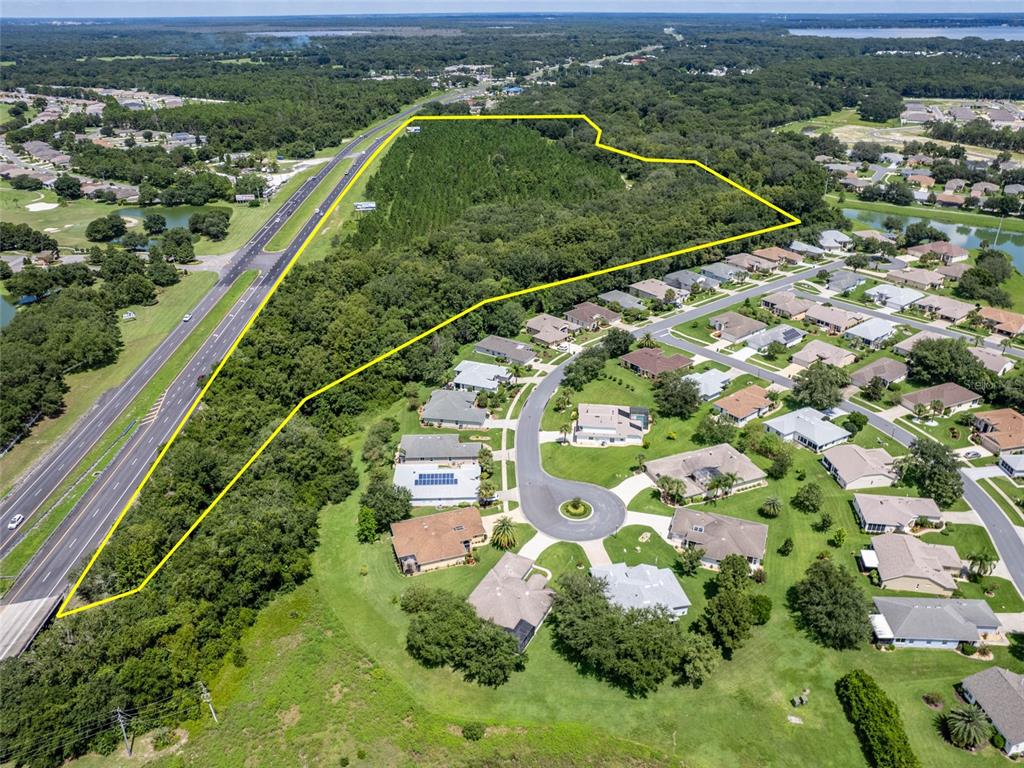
[414,472,458,486]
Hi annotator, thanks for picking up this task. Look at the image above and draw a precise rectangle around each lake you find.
[789,26,1024,41]
[841,207,1024,272]
[0,293,15,329]
[116,207,198,229]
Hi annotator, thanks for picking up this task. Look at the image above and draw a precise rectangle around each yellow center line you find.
[56,113,801,618]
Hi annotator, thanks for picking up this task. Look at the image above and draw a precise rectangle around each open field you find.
[778,107,899,133]
[0,272,258,582]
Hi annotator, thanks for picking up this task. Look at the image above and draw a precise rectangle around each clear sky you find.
[3,2,1022,19]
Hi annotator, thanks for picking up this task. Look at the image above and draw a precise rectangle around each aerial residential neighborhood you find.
[1,10,1023,768]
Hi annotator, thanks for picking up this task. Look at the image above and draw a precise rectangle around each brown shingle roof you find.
[901,382,981,410]
[391,507,485,566]
[713,384,771,420]
[619,347,692,376]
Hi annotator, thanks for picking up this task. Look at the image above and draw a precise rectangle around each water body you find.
[841,207,1024,272]
[790,26,1024,41]
[115,207,197,229]
[0,293,16,329]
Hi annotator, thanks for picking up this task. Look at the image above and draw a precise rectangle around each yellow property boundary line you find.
[57,113,801,618]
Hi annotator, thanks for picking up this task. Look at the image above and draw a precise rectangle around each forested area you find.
[926,119,1024,152]
[0,247,180,448]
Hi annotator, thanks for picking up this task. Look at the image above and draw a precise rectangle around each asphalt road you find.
[0,93,477,610]
[515,359,626,541]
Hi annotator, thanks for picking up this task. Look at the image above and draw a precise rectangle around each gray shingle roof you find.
[421,390,487,425]
[398,434,481,462]
[961,667,1024,747]
[872,597,999,642]
[591,563,691,616]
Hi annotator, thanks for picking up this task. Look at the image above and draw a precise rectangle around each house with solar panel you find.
[394,462,482,506]
[743,324,806,353]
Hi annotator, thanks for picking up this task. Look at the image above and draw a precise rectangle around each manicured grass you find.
[979,478,1024,527]
[0,271,217,486]
[534,541,590,583]
[920,524,996,560]
[560,498,591,519]
[896,410,978,450]
[847,422,908,457]
[627,487,675,515]
[673,316,718,345]
[780,107,900,133]
[828,193,1024,234]
[956,576,1024,613]
[604,524,679,570]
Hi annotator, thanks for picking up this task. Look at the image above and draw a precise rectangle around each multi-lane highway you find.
[0,94,471,631]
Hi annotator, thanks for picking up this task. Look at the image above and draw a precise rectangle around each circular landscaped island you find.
[559,497,593,520]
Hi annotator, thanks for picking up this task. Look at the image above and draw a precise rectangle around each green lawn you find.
[896,409,979,450]
[982,477,1024,527]
[264,155,354,252]
[534,541,590,583]
[627,487,675,515]
[920,524,996,560]
[780,108,900,133]
[0,271,217,486]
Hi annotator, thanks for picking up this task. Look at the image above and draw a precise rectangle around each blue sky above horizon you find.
[5,3,1024,19]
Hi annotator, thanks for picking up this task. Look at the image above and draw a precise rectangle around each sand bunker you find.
[26,202,59,212]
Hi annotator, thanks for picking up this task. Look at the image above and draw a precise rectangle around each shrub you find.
[922,692,944,709]
[749,594,772,625]
[462,722,485,741]
[835,669,921,768]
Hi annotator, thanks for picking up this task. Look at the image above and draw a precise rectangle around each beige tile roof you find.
[805,304,861,331]
[792,339,854,368]
[823,444,896,486]
[468,552,554,638]
[854,494,941,528]
[901,382,981,410]
[713,384,772,421]
[980,306,1024,335]
[645,444,766,498]
[669,508,768,563]
[871,533,961,591]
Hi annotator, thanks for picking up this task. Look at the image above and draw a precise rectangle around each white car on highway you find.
[7,514,24,530]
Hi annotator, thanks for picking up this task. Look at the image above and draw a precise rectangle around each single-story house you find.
[841,176,871,191]
[869,533,962,595]
[725,252,776,274]
[819,229,853,252]
[591,563,691,618]
[663,270,714,293]
[853,229,895,245]
[393,462,481,506]
[710,311,766,343]
[645,443,766,501]
[960,667,1024,757]
[907,174,935,188]
[753,246,803,265]
[821,444,896,489]
[565,301,620,330]
[629,278,678,303]
[889,267,945,291]
[844,318,899,349]
[1006,183,1024,196]
[574,404,650,446]
[391,506,486,574]
[619,347,692,378]
[475,335,536,365]
[805,304,862,334]
[684,368,734,400]
[763,407,850,453]
[827,271,866,295]
[453,360,512,392]
[668,507,769,569]
[944,177,967,192]
[968,347,1015,377]
[468,552,554,651]
[972,181,1000,198]
[598,289,646,311]
[700,262,748,284]
[893,330,948,357]
[744,324,807,352]
[979,307,1024,337]
[905,241,969,265]
[397,434,481,464]
[853,493,942,533]
[792,339,857,369]
[790,241,827,258]
[761,291,813,319]
[1000,452,1024,479]
[421,389,488,428]
[935,192,966,208]
[871,597,1000,649]
[712,384,774,426]
[526,313,572,346]
[850,356,908,388]
[913,295,973,323]
[902,382,982,415]
[864,284,926,311]
[936,263,970,280]
[973,408,1024,454]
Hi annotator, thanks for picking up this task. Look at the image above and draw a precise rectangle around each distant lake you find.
[841,207,1024,273]
[789,26,1024,41]
[0,294,15,329]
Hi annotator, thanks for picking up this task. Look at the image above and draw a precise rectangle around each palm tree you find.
[945,704,991,749]
[639,333,656,348]
[759,496,783,518]
[968,550,997,579]
[657,475,684,505]
[913,402,929,421]
[490,516,518,551]
[559,421,572,444]
[930,399,946,419]
[705,472,738,500]
[634,452,647,472]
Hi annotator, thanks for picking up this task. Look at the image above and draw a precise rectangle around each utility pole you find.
[198,681,219,723]
[113,708,131,756]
